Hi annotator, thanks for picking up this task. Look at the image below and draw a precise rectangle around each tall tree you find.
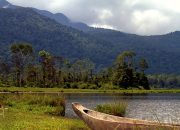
[116,51,136,68]
[138,58,150,89]
[10,43,33,87]
[113,51,136,88]
[39,50,55,87]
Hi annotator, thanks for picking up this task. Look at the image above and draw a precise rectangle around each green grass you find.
[0,110,89,130]
[1,94,65,116]
[95,102,127,117]
[0,87,180,94]
[0,94,90,130]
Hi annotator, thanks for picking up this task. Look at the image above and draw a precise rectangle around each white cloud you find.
[7,0,180,35]
[91,24,116,30]
[132,10,170,34]
[98,9,113,20]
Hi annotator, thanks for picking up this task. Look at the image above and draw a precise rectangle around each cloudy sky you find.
[8,0,180,35]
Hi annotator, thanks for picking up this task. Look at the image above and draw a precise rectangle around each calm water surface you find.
[65,93,180,124]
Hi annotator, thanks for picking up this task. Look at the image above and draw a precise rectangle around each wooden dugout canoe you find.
[72,102,180,130]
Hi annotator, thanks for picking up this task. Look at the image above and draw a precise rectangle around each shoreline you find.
[0,87,180,94]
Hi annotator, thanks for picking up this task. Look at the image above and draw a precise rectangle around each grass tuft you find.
[95,101,127,117]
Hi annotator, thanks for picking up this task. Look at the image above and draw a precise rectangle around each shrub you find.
[95,102,127,117]
[27,95,66,116]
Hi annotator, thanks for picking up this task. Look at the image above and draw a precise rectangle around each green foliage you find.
[112,51,150,89]
[138,73,150,90]
[95,102,127,117]
[10,43,34,87]
[10,43,33,55]
[38,50,56,87]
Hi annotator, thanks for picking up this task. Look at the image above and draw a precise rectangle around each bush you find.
[27,95,66,116]
[95,102,127,117]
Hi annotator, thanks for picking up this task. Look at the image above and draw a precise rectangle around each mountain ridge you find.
[2,0,179,35]
[0,0,90,31]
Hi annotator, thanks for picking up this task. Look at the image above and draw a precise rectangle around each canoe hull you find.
[72,103,180,130]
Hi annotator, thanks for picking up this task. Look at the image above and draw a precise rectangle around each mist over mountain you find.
[1,0,180,74]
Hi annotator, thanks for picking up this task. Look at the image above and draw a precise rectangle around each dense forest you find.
[0,43,150,89]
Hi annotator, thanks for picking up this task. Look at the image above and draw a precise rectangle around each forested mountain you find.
[1,0,180,74]
[0,7,113,67]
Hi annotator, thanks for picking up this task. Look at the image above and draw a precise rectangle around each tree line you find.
[0,42,150,89]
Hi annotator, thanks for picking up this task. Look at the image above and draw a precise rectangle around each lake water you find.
[65,93,180,124]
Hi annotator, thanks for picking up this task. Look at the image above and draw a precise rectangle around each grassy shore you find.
[0,87,180,94]
[0,94,89,130]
